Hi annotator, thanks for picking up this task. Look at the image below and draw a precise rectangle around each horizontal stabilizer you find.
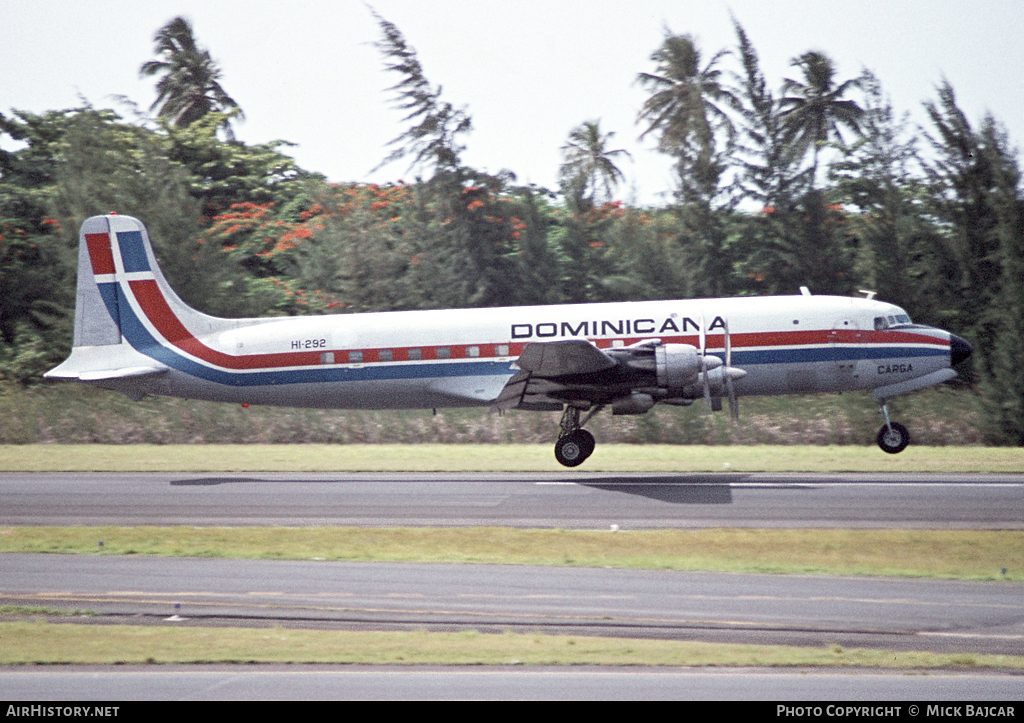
[44,341,169,382]
[77,365,169,382]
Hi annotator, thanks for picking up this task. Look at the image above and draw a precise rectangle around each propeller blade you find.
[723,318,739,421]
[724,317,731,366]
[699,309,706,357]
[700,309,712,411]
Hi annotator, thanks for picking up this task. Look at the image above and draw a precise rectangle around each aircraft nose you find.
[950,334,973,366]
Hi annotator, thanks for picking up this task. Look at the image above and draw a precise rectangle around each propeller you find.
[698,312,742,419]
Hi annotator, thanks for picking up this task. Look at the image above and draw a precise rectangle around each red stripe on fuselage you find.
[127,279,321,369]
[647,329,946,350]
[124,276,949,373]
[85,233,116,276]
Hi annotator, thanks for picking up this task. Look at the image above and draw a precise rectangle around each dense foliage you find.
[2,15,1022,443]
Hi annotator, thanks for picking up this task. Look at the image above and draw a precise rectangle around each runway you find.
[3,666,1022,701]
[2,471,1022,699]
[2,472,1021,648]
[1,471,1022,528]
[3,553,1023,656]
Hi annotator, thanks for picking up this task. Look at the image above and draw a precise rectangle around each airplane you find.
[46,214,973,466]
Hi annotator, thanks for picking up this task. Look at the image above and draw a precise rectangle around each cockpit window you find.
[875,313,913,331]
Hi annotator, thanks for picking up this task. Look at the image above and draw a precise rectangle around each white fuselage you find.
[120,295,952,409]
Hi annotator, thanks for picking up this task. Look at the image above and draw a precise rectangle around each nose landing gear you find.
[876,399,910,454]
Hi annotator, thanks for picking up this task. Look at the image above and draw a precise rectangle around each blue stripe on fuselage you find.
[728,345,947,365]
[109,282,513,386]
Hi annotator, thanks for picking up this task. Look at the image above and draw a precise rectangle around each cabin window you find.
[348,350,363,363]
[379,349,393,362]
[320,352,335,365]
[467,346,480,358]
[436,347,451,359]
[408,348,422,361]
[496,344,509,357]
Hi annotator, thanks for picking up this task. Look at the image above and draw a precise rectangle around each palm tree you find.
[636,33,736,163]
[140,17,244,139]
[780,51,863,185]
[559,120,631,211]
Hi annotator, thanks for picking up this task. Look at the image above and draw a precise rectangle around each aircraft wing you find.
[494,340,618,411]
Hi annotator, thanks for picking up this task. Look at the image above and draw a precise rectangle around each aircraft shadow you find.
[172,475,738,505]
[171,477,268,486]
[579,476,734,504]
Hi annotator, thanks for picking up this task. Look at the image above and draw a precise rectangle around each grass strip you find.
[4,444,1024,472]
[0,622,1021,669]
[2,527,1021,581]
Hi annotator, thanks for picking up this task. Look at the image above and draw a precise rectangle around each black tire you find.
[577,429,596,460]
[877,422,910,454]
[555,431,589,467]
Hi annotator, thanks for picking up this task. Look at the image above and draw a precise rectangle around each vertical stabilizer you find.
[44,214,199,384]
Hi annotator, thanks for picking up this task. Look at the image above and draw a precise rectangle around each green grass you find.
[1,621,1021,669]
[3,442,1024,472]
[0,381,989,447]
[2,527,1021,580]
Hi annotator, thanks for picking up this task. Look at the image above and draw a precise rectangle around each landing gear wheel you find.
[877,422,910,454]
[555,430,594,467]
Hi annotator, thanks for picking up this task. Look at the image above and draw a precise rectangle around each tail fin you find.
[45,214,220,389]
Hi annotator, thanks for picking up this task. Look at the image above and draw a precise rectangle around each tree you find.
[162,112,313,219]
[730,20,809,211]
[636,32,735,165]
[729,49,864,297]
[371,10,471,177]
[830,70,929,313]
[980,143,1024,446]
[369,11,533,309]
[637,33,739,297]
[559,120,631,212]
[557,121,638,300]
[139,16,244,139]
[780,51,863,186]
[728,21,809,297]
[922,82,1024,444]
[508,186,564,305]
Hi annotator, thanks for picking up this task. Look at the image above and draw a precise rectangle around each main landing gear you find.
[876,399,910,454]
[555,405,600,467]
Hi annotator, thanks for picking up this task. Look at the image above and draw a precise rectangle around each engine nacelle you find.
[611,392,656,415]
[655,343,701,389]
